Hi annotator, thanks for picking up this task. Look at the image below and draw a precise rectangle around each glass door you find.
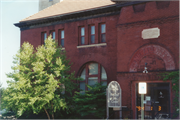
[136,83,170,119]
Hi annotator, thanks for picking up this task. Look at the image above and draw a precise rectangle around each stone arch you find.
[129,45,175,72]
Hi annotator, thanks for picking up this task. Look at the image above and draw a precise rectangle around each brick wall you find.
[21,14,119,83]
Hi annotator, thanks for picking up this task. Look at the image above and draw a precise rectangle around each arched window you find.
[79,62,107,92]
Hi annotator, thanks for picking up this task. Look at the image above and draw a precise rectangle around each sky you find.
[0,0,38,88]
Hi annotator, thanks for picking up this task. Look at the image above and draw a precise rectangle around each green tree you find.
[161,71,179,118]
[1,36,80,119]
[0,83,4,109]
[73,83,107,119]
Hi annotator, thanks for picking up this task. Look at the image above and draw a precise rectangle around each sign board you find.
[142,27,160,39]
[138,82,147,94]
[146,96,151,101]
[107,81,121,108]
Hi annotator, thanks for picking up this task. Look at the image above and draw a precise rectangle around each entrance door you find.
[136,83,170,119]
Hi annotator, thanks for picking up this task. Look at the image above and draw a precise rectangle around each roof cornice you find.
[14,1,149,31]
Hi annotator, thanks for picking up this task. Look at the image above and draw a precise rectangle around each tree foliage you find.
[161,71,179,118]
[73,83,107,119]
[1,36,80,119]
[0,83,4,109]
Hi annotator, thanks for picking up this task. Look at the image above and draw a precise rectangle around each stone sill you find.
[77,43,107,48]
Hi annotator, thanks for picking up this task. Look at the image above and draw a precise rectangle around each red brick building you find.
[15,0,179,119]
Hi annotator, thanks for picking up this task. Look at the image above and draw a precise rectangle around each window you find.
[79,62,107,93]
[60,84,65,94]
[90,25,95,44]
[79,27,85,45]
[50,30,55,39]
[100,23,106,43]
[41,32,47,44]
[58,29,64,47]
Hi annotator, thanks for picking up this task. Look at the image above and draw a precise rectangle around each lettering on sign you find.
[107,81,121,108]
[136,106,161,111]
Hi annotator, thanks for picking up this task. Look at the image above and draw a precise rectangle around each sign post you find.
[106,81,121,119]
[106,88,109,119]
[138,82,147,120]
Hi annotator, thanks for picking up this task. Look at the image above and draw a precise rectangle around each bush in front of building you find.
[72,83,107,119]
[161,71,179,118]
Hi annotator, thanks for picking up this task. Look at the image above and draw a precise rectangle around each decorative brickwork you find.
[129,45,175,72]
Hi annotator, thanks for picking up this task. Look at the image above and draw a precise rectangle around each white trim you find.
[77,43,107,48]
[62,48,65,50]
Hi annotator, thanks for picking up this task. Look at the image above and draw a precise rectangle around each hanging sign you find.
[107,81,121,108]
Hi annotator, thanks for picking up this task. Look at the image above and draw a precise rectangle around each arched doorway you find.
[129,45,175,119]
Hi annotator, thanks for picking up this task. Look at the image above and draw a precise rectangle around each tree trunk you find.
[51,103,54,119]
[44,106,50,120]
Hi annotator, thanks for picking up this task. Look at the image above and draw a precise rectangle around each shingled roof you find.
[20,0,115,22]
[16,0,147,30]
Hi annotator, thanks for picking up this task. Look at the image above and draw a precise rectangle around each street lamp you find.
[143,63,148,73]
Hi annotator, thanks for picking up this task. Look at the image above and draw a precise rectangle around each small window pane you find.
[88,77,98,90]
[61,30,64,39]
[80,82,85,91]
[80,68,86,80]
[44,33,47,40]
[101,24,106,33]
[89,63,98,75]
[81,27,85,36]
[91,26,95,34]
[101,66,107,80]
[102,81,107,86]
[81,36,85,44]
[101,34,106,42]
[52,31,55,39]
[61,84,65,94]
[80,90,85,94]
[91,35,95,43]
[61,39,64,47]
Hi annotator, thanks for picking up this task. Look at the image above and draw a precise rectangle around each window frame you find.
[99,23,106,43]
[89,25,95,44]
[79,26,85,45]
[79,62,107,91]
[41,32,47,45]
[50,30,55,40]
[58,29,65,47]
